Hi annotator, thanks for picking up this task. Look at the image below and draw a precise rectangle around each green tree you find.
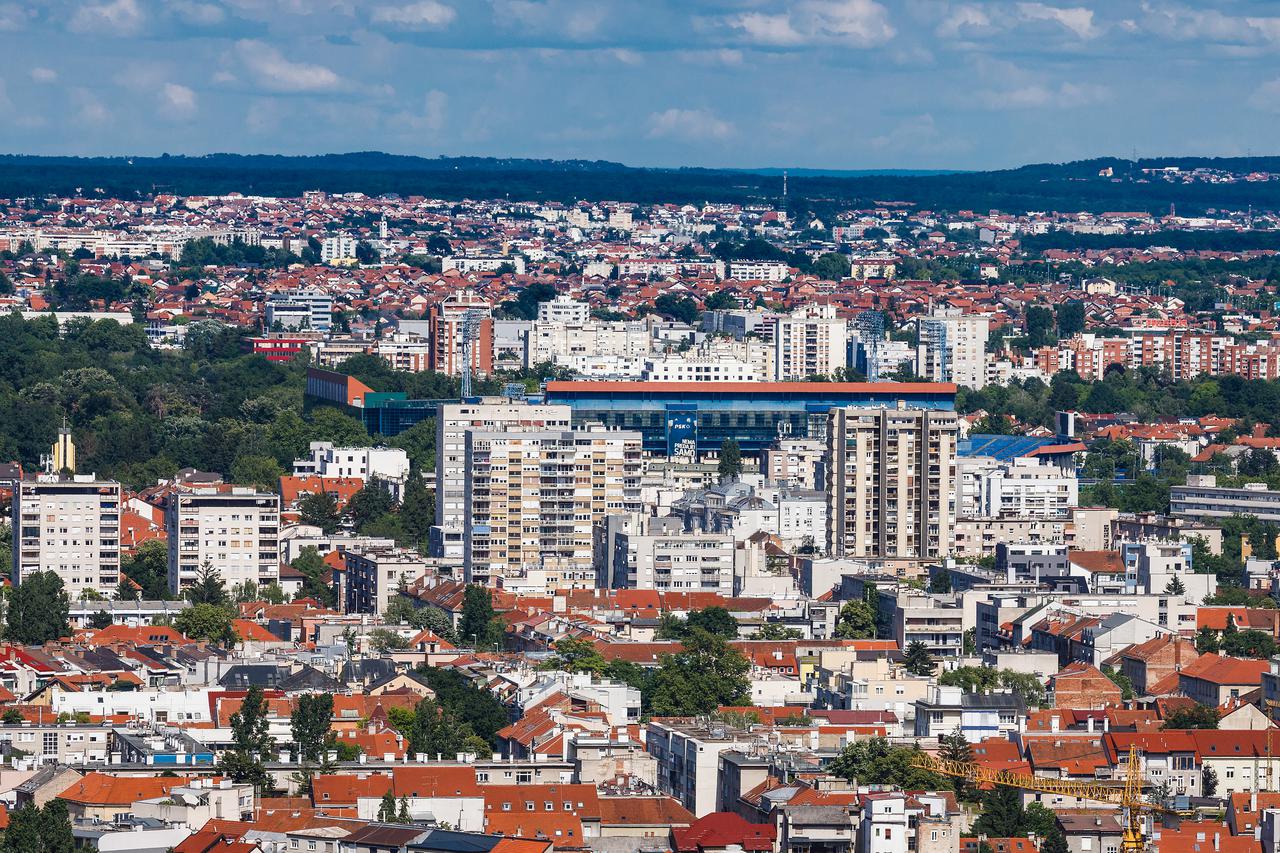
[399,475,434,551]
[1162,704,1219,730]
[1202,765,1218,796]
[545,636,608,675]
[1041,830,1069,853]
[298,491,342,534]
[971,785,1025,838]
[1055,301,1086,338]
[412,665,509,744]
[718,439,742,480]
[230,453,283,491]
[903,641,935,675]
[369,628,410,653]
[939,727,975,801]
[685,606,739,638]
[292,693,334,764]
[120,539,171,600]
[219,684,275,792]
[2,708,24,724]
[928,571,952,594]
[89,610,112,630]
[377,789,398,822]
[1025,305,1056,347]
[1164,575,1186,595]
[348,478,395,532]
[833,599,877,639]
[753,623,804,640]
[649,628,751,716]
[1221,628,1278,659]
[459,585,503,650]
[6,572,70,644]
[175,603,238,645]
[828,738,950,791]
[1024,802,1059,838]
[292,547,336,608]
[1101,665,1136,701]
[811,252,851,281]
[1195,626,1221,653]
[187,562,228,606]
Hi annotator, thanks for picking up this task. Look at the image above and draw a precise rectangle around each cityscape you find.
[8,3,1280,853]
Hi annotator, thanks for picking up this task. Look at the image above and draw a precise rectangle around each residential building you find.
[914,685,1026,743]
[166,487,281,594]
[293,441,410,495]
[538,295,590,324]
[774,304,849,381]
[826,407,959,560]
[12,474,122,599]
[432,401,572,560]
[266,288,333,331]
[607,515,737,595]
[463,426,643,588]
[429,288,494,377]
[337,545,431,616]
[1172,475,1280,523]
[915,310,990,390]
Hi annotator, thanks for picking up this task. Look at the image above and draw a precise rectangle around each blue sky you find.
[0,0,1278,170]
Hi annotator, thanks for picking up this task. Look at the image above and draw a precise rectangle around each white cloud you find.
[171,1,227,26]
[160,83,198,119]
[30,67,57,83]
[1249,79,1280,112]
[232,40,342,92]
[979,80,1108,109]
[732,12,805,46]
[647,108,734,141]
[393,89,449,133]
[0,2,29,32]
[937,4,993,39]
[730,0,894,48]
[1137,3,1280,44]
[870,114,937,149]
[371,1,456,29]
[69,0,144,36]
[72,88,111,126]
[495,0,605,40]
[1017,3,1097,39]
[246,97,284,133]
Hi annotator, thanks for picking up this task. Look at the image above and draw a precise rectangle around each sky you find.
[0,0,1279,170]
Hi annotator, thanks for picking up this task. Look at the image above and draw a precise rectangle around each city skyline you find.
[2,0,1280,170]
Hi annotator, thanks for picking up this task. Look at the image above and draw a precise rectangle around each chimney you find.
[1214,832,1221,852]
[1051,715,1060,733]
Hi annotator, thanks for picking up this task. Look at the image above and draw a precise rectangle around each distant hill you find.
[2,152,1280,215]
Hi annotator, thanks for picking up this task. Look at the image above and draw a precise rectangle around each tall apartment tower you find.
[915,310,990,390]
[429,289,494,377]
[774,304,850,381]
[463,426,642,589]
[166,488,282,595]
[432,401,573,560]
[12,431,122,598]
[825,407,958,560]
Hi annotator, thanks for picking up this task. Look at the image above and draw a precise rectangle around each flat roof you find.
[545,381,956,394]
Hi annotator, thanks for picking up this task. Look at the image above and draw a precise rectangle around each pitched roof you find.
[59,772,187,805]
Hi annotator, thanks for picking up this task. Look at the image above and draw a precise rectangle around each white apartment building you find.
[762,437,825,490]
[728,260,790,282]
[640,353,759,383]
[442,255,527,275]
[166,488,281,594]
[292,441,410,495]
[336,545,430,616]
[523,320,652,369]
[774,304,850,381]
[463,426,642,588]
[915,310,990,390]
[608,516,736,595]
[826,407,958,560]
[266,288,333,331]
[537,294,591,324]
[320,236,358,264]
[375,333,432,373]
[12,476,122,599]
[432,401,573,560]
[978,457,1078,519]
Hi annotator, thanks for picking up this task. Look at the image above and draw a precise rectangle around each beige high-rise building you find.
[433,401,573,559]
[825,407,958,560]
[915,310,990,390]
[774,303,850,381]
[463,426,642,588]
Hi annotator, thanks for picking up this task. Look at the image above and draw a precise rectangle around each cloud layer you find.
[0,0,1276,169]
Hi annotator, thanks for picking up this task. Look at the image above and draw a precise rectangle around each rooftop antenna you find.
[782,170,788,208]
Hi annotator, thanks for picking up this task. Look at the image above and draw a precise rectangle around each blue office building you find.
[543,381,956,456]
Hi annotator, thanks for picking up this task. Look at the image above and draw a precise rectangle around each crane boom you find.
[913,744,1168,853]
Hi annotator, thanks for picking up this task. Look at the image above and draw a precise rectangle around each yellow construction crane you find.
[914,744,1170,853]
